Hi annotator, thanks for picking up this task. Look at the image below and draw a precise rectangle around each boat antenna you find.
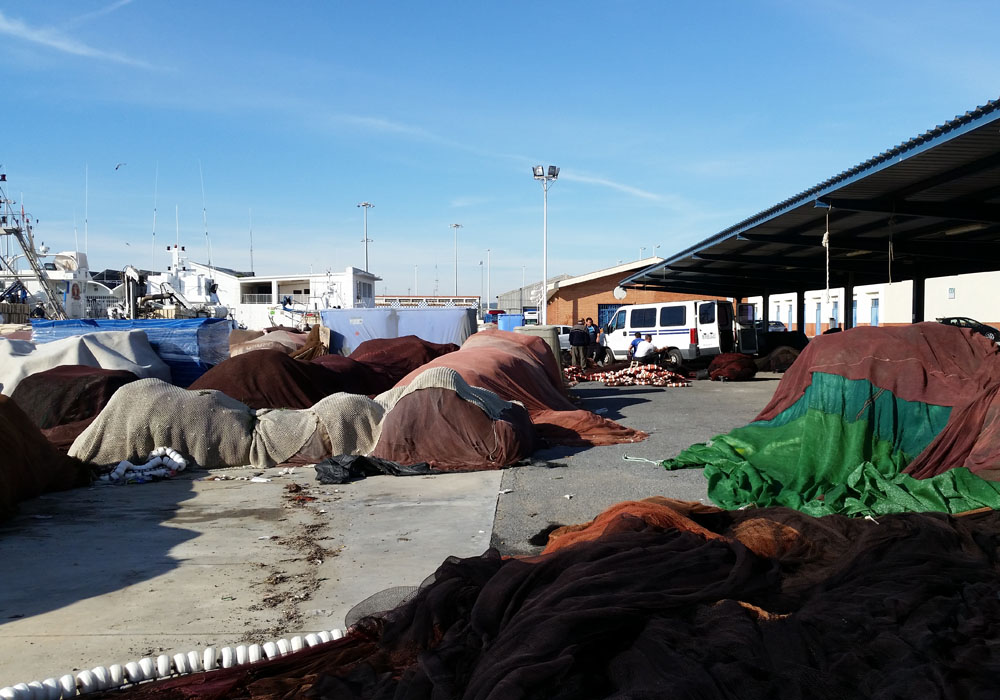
[198,160,213,272]
[84,163,89,256]
[73,210,79,252]
[152,162,158,271]
[248,208,254,274]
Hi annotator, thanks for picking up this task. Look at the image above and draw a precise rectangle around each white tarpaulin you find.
[0,330,172,396]
[319,307,477,355]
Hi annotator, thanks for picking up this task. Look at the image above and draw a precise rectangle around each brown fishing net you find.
[98,499,1000,699]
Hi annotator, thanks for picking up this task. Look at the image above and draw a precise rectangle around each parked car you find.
[753,320,787,332]
[936,316,1000,341]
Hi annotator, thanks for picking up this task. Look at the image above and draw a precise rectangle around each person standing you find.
[568,320,591,368]
[584,317,599,361]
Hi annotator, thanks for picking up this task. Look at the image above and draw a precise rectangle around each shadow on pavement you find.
[0,475,199,622]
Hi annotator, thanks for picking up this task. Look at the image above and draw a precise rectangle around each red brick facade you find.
[548,273,730,325]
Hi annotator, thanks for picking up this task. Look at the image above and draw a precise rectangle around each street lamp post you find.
[357,202,374,271]
[450,223,463,295]
[479,260,484,315]
[653,243,661,258]
[521,265,525,313]
[532,165,559,325]
[486,248,491,317]
[639,246,646,260]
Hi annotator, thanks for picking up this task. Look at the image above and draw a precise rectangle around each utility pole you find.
[450,223,463,295]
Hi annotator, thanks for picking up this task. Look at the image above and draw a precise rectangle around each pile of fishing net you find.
[397,330,647,446]
[348,336,460,383]
[584,364,691,387]
[754,344,801,372]
[0,330,170,395]
[0,395,88,519]
[707,352,758,381]
[665,322,1000,516]
[100,498,1000,699]
[9,365,140,452]
[193,336,459,409]
[189,350,386,409]
[69,366,533,473]
[228,327,310,357]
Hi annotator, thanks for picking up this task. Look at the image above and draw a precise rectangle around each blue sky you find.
[1,1,998,300]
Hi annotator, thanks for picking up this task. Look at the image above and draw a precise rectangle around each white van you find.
[601,299,735,364]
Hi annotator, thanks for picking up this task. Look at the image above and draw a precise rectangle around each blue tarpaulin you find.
[497,314,525,332]
[30,318,231,387]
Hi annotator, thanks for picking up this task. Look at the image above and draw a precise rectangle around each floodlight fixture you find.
[531,165,560,325]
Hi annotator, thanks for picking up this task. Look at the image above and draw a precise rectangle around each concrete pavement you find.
[0,373,782,688]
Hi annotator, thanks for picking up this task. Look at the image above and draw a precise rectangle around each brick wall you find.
[548,275,729,325]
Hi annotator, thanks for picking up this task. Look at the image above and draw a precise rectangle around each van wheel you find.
[666,349,683,366]
[601,348,615,366]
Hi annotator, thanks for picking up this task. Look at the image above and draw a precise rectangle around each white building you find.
[747,269,1000,335]
[189,260,380,329]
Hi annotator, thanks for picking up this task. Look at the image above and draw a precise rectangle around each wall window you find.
[852,299,857,327]
[832,301,839,327]
[787,304,792,327]
[597,304,624,328]
[871,298,880,327]
[815,302,822,335]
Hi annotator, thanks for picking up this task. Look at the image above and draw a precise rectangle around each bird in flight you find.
[115,163,126,170]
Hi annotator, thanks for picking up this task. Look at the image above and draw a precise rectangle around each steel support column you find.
[844,273,855,329]
[912,276,926,323]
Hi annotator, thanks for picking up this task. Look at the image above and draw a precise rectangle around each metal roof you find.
[621,97,1000,297]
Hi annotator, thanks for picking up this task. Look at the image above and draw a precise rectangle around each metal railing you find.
[241,293,311,305]
[87,294,119,318]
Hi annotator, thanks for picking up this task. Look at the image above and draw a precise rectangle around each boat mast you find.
[152,162,158,271]
[0,174,66,319]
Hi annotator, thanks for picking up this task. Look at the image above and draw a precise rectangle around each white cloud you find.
[0,9,154,69]
[328,114,436,139]
[65,0,133,27]
[557,171,665,202]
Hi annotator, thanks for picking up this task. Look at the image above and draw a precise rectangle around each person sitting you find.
[626,332,643,359]
[633,334,658,364]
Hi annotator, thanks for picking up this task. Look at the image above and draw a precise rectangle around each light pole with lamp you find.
[486,248,491,317]
[357,202,373,271]
[479,259,484,315]
[450,223,462,295]
[532,165,559,325]
[639,246,646,260]
[653,243,661,258]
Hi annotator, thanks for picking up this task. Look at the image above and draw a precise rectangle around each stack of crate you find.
[0,301,28,324]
